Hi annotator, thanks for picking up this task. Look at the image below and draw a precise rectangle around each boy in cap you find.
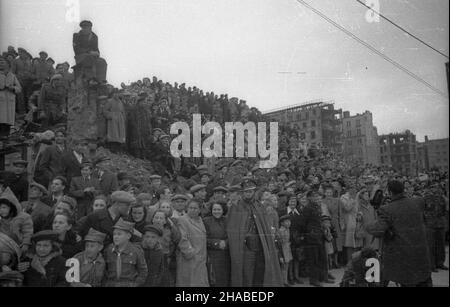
[104,218,147,287]
[141,225,164,287]
[171,194,189,219]
[71,228,106,287]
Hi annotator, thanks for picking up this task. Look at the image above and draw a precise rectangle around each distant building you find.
[342,110,380,166]
[418,136,449,173]
[263,100,343,153]
[379,130,418,176]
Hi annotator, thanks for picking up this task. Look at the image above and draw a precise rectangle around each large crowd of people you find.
[0,20,449,287]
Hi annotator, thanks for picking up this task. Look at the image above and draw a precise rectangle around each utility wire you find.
[295,0,448,98]
[356,0,449,59]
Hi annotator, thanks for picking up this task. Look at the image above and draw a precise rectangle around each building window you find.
[311,120,316,127]
[346,121,351,127]
[357,129,361,136]
[311,131,316,139]
[306,112,309,120]
[348,140,352,146]
[358,138,362,144]
[347,131,351,137]
[356,119,361,127]
[312,109,317,116]
[303,122,307,129]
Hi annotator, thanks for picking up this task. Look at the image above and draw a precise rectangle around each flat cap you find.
[242,177,257,191]
[111,191,135,204]
[79,20,93,27]
[213,186,228,193]
[190,184,207,194]
[149,174,162,180]
[172,194,189,201]
[29,182,48,195]
[196,165,209,172]
[32,230,59,243]
[113,218,135,234]
[285,180,297,188]
[12,159,28,167]
[228,185,242,193]
[153,128,163,134]
[143,225,163,237]
[84,228,107,244]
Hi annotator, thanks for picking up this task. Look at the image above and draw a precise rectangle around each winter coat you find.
[340,193,358,248]
[103,97,126,144]
[0,70,21,125]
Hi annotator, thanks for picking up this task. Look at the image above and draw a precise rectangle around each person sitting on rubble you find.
[73,20,107,86]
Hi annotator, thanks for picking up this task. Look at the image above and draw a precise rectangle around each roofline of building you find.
[262,99,335,115]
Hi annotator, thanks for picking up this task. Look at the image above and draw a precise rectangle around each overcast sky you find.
[1,0,448,141]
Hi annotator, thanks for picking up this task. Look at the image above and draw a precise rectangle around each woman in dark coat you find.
[203,201,230,287]
[19,230,68,287]
[52,212,82,258]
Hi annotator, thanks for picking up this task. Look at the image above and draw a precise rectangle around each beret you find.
[32,230,59,243]
[84,228,107,244]
[190,184,206,194]
[29,182,48,195]
[111,191,135,204]
[113,218,134,234]
[143,225,163,237]
[172,194,189,201]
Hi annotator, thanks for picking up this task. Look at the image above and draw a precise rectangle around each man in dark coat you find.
[61,139,87,185]
[226,178,283,287]
[21,182,52,233]
[93,157,118,196]
[76,191,135,247]
[5,160,29,202]
[69,162,102,220]
[73,20,107,84]
[366,180,432,287]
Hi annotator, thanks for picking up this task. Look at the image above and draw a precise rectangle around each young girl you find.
[322,215,337,270]
[278,215,293,287]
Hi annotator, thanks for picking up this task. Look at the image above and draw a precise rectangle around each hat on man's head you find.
[242,177,257,191]
[84,228,107,244]
[172,194,189,201]
[285,180,297,189]
[80,160,94,169]
[17,47,27,53]
[93,155,110,166]
[60,196,77,211]
[111,191,135,204]
[153,128,163,134]
[29,182,48,195]
[39,51,48,57]
[50,74,63,82]
[190,184,206,194]
[228,185,242,193]
[213,186,228,193]
[79,20,93,27]
[12,160,28,167]
[279,215,291,224]
[32,230,59,243]
[143,225,163,237]
[113,218,134,234]
[149,174,162,181]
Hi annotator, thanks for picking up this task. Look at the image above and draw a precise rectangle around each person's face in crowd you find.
[80,25,92,35]
[131,206,145,223]
[55,132,65,145]
[85,241,103,259]
[93,199,107,211]
[39,53,47,61]
[13,164,26,176]
[299,196,308,208]
[74,142,87,155]
[113,229,131,247]
[187,202,200,219]
[0,204,12,219]
[229,192,240,204]
[360,190,370,201]
[261,191,272,202]
[324,188,334,199]
[312,176,320,185]
[35,240,53,258]
[348,187,357,198]
[325,170,332,179]
[172,199,186,213]
[214,191,226,200]
[200,174,210,185]
[288,197,297,209]
[29,186,43,200]
[152,211,166,227]
[51,179,65,194]
[142,231,159,249]
[116,202,131,218]
[81,166,92,178]
[281,219,291,229]
[278,174,287,182]
[195,189,207,201]
[52,214,72,235]
[150,179,161,190]
[159,201,172,217]
[243,189,255,201]
[280,158,288,167]
[161,188,172,201]
[211,204,224,219]
[286,187,295,194]
[268,182,276,192]
[54,202,72,215]
[0,58,8,71]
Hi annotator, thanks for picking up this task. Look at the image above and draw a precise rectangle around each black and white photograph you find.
[0,0,449,294]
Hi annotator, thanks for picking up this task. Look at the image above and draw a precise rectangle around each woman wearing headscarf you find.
[0,230,22,272]
[0,56,21,138]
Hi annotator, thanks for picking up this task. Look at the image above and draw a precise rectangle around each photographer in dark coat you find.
[366,180,432,287]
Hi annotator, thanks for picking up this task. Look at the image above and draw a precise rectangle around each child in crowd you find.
[71,228,106,287]
[141,224,164,287]
[278,215,293,287]
[104,218,147,287]
[322,215,336,270]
